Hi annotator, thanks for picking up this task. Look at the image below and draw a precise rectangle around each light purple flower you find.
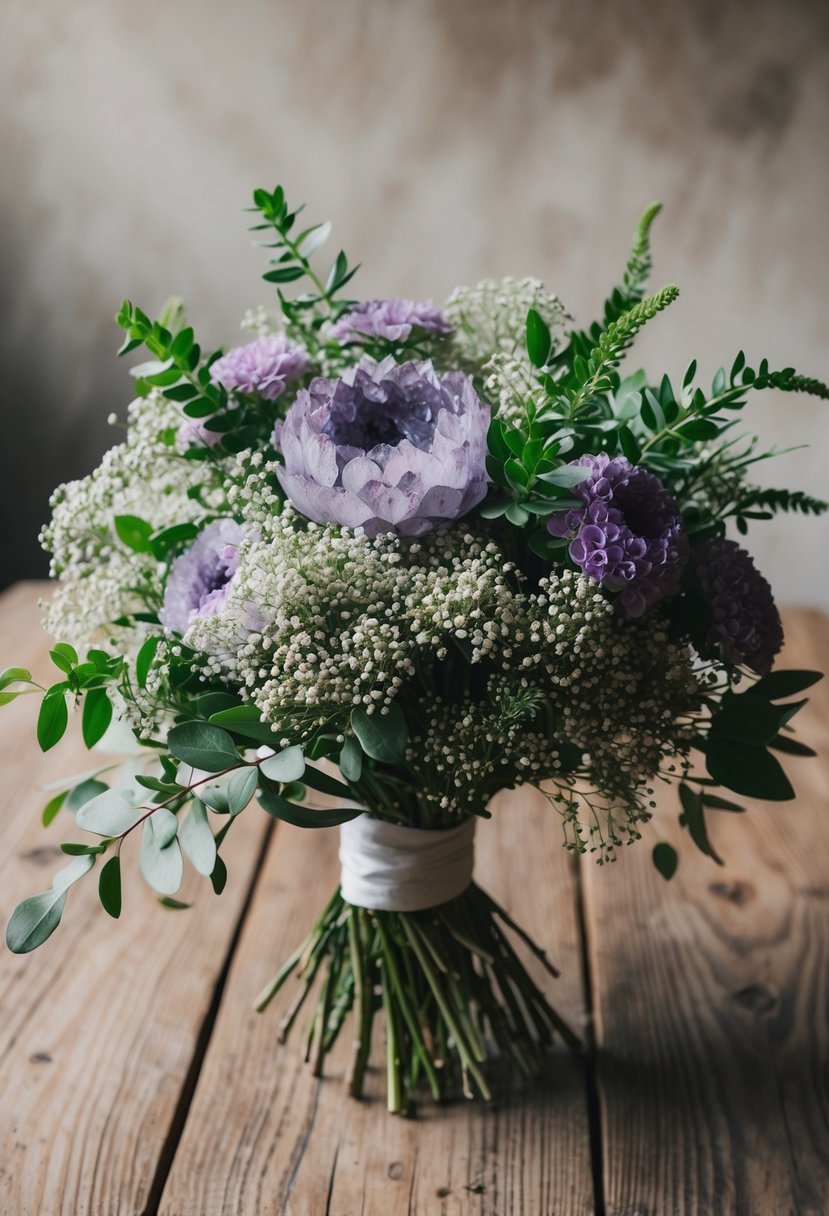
[692,538,783,673]
[161,520,246,634]
[330,299,452,344]
[549,453,688,617]
[209,335,308,401]
[176,417,223,452]
[274,357,489,537]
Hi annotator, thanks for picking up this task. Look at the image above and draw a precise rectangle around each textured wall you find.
[1,0,828,603]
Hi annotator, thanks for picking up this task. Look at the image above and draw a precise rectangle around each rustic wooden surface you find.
[0,581,827,1215]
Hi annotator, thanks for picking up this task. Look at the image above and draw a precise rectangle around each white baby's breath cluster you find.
[240,305,281,338]
[41,391,228,650]
[443,277,570,371]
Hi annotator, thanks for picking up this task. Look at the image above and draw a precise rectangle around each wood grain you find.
[583,610,829,1216]
[0,584,271,1216]
[157,787,595,1216]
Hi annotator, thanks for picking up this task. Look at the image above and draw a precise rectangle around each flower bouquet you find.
[3,187,825,1115]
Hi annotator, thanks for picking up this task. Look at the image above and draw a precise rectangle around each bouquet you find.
[3,186,825,1115]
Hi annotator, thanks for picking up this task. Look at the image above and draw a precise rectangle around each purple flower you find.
[209,335,308,401]
[692,539,783,673]
[330,299,452,344]
[161,520,246,634]
[549,453,688,617]
[275,357,489,537]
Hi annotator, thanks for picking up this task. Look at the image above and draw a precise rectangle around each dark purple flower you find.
[549,453,688,617]
[209,335,308,401]
[692,538,783,673]
[161,520,246,634]
[330,299,452,344]
[275,357,489,537]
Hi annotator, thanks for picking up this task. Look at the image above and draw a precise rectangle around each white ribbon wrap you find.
[339,815,476,912]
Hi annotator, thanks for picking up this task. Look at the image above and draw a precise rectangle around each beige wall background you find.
[2,0,828,604]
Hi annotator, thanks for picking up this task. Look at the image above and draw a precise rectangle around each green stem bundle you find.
[255,882,580,1115]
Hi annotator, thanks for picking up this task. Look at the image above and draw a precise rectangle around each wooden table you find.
[1,582,827,1215]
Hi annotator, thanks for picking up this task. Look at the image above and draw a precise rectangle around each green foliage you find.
[6,888,68,954]
[98,856,122,918]
[37,688,68,751]
[258,790,362,828]
[258,745,305,783]
[140,811,183,895]
[179,799,217,877]
[351,703,409,764]
[76,788,142,836]
[652,841,678,881]
[166,721,240,773]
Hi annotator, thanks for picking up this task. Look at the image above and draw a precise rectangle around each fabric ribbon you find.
[339,815,476,912]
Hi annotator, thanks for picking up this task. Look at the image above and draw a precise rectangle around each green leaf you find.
[705,738,794,801]
[51,853,95,891]
[37,690,68,752]
[340,736,363,783]
[263,265,306,283]
[167,721,239,773]
[65,778,109,811]
[135,637,161,689]
[149,523,199,561]
[701,793,745,813]
[0,666,32,691]
[210,856,228,895]
[49,648,74,675]
[82,687,113,749]
[114,514,154,554]
[767,734,816,758]
[98,856,122,918]
[526,308,552,368]
[159,897,191,910]
[227,766,259,817]
[258,791,362,828]
[259,746,305,783]
[351,702,409,764]
[42,789,67,827]
[179,799,217,876]
[76,788,142,836]
[6,888,68,953]
[60,842,106,855]
[140,812,183,895]
[709,692,790,746]
[750,669,823,700]
[536,466,592,489]
[300,765,354,800]
[652,841,678,880]
[678,784,723,865]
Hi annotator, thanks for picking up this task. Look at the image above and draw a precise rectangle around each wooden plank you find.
[583,608,829,1216]
[0,583,271,1216]
[159,786,595,1215]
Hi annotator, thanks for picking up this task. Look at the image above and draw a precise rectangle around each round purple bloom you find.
[692,538,783,674]
[161,520,246,634]
[209,335,308,401]
[275,357,489,537]
[548,453,688,617]
[330,299,452,344]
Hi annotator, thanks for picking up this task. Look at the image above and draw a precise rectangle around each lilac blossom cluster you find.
[330,299,451,344]
[548,453,688,617]
[692,538,783,674]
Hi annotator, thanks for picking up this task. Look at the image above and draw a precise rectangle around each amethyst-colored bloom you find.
[209,334,308,401]
[549,453,688,617]
[330,299,452,344]
[161,520,246,634]
[275,357,489,537]
[692,538,783,673]
[176,417,223,452]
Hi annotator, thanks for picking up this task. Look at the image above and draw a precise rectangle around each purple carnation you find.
[549,453,688,617]
[161,520,246,634]
[209,335,308,401]
[330,299,452,344]
[692,539,783,673]
[275,357,489,537]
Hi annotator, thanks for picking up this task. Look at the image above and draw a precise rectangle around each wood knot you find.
[387,1162,404,1181]
[709,880,754,907]
[22,846,63,866]
[29,1052,52,1064]
[436,1186,451,1198]
[733,984,777,1015]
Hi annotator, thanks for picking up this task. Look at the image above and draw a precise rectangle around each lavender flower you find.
[549,453,687,617]
[209,335,308,401]
[330,299,452,344]
[692,538,783,673]
[161,520,246,634]
[275,357,489,537]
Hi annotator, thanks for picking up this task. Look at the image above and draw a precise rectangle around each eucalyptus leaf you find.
[6,888,68,953]
[140,815,183,895]
[339,736,363,783]
[258,791,362,828]
[652,841,678,880]
[227,767,259,817]
[167,721,239,772]
[76,788,142,836]
[351,702,408,764]
[179,799,217,876]
[259,746,305,783]
[98,856,122,918]
[51,852,95,891]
